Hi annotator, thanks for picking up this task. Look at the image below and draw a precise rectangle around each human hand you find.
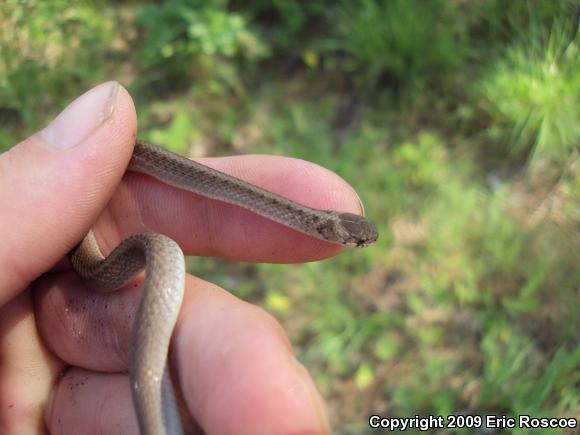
[0,82,365,434]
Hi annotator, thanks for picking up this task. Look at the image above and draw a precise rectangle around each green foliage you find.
[475,0,578,43]
[391,133,451,194]
[480,21,580,162]
[135,0,267,95]
[331,0,468,94]
[0,0,113,146]
[232,0,329,51]
[480,324,580,422]
[145,109,199,154]
[2,0,579,431]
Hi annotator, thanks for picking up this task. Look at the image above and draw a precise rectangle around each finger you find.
[33,271,138,373]
[0,289,64,434]
[34,274,330,434]
[175,275,331,435]
[34,273,185,434]
[0,81,137,307]
[45,369,139,435]
[91,154,365,264]
[46,369,201,435]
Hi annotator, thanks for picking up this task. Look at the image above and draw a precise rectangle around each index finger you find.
[89,154,366,263]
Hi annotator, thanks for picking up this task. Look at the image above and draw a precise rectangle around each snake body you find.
[69,141,378,435]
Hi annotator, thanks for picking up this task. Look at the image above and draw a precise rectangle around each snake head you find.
[318,212,379,247]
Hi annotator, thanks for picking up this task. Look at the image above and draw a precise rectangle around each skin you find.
[0,83,364,434]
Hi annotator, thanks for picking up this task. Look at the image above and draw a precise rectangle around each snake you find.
[69,140,378,435]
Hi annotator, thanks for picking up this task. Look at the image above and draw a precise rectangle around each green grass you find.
[1,0,579,432]
[134,0,267,95]
[0,0,113,146]
[332,0,468,95]
[480,21,580,162]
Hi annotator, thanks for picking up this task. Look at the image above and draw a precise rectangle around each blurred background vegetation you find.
[1,0,579,433]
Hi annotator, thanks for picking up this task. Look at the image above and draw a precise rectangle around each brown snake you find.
[69,140,378,435]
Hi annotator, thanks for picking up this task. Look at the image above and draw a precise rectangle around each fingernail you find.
[353,188,366,216]
[41,81,119,150]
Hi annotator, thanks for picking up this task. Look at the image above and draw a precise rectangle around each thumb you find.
[0,81,137,306]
